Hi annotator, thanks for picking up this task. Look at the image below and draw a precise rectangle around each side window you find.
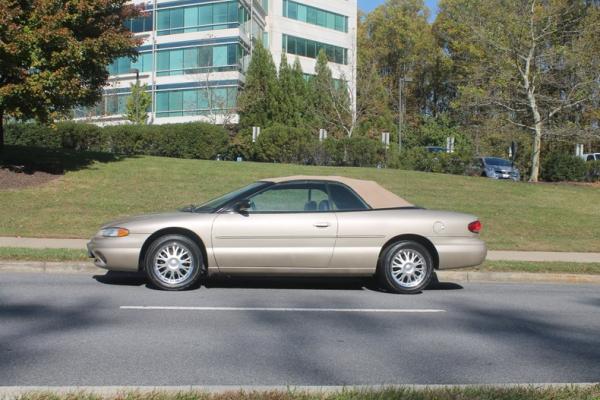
[248,182,329,212]
[587,155,594,161]
[328,184,369,211]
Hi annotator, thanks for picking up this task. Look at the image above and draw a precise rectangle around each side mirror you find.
[234,199,251,214]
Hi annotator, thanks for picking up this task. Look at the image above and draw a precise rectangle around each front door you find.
[211,181,337,273]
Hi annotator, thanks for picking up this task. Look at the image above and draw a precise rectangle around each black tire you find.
[144,234,203,291]
[377,241,434,294]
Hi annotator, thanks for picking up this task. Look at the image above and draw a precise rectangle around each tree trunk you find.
[0,108,4,152]
[529,120,543,183]
[527,89,543,182]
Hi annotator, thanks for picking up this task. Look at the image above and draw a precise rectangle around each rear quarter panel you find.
[331,209,484,271]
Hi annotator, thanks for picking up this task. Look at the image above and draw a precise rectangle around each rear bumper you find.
[431,237,487,269]
[87,233,150,272]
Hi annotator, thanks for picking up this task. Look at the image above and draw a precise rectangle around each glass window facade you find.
[155,87,237,117]
[282,34,348,65]
[74,86,236,118]
[124,13,153,33]
[108,53,153,75]
[73,94,130,118]
[156,43,245,76]
[108,43,246,77]
[282,0,348,33]
[156,1,239,35]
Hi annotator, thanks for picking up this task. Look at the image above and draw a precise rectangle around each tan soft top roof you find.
[261,176,413,209]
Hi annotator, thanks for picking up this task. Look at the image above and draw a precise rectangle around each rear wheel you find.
[144,234,203,291]
[378,241,434,294]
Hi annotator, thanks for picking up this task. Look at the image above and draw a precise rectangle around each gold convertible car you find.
[88,176,487,294]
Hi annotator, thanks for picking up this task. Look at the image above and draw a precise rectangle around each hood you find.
[99,211,217,234]
[101,212,184,229]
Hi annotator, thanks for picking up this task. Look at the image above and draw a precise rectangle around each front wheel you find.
[144,234,203,291]
[378,241,434,294]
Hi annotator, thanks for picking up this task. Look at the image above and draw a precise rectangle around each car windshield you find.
[485,157,512,167]
[186,182,271,213]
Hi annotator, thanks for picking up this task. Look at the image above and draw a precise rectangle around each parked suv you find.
[470,157,520,181]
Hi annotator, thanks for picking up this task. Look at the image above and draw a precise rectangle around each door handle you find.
[313,222,330,228]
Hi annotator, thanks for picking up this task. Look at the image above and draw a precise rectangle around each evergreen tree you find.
[309,50,336,134]
[291,58,309,128]
[126,82,152,125]
[276,54,295,125]
[237,41,280,129]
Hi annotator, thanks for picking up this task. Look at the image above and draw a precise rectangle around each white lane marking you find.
[120,306,445,313]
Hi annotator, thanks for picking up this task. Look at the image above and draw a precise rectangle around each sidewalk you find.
[2,236,600,263]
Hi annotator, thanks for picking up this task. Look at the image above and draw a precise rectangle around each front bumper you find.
[431,236,487,269]
[87,233,150,271]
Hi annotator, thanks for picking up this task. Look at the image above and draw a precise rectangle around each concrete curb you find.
[436,270,600,285]
[0,383,598,399]
[1,261,600,285]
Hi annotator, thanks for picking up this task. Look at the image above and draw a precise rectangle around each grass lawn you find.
[14,386,600,400]
[474,261,600,275]
[1,150,599,251]
[0,247,88,262]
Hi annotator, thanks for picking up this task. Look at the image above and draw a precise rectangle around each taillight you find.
[468,220,482,233]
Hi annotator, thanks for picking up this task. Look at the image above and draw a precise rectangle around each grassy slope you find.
[1,156,599,251]
[0,248,88,262]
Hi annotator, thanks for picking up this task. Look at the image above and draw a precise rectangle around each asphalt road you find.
[1,271,599,386]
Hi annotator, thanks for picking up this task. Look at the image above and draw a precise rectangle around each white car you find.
[581,153,600,162]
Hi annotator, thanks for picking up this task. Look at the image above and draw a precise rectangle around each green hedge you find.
[586,160,600,182]
[228,127,386,167]
[389,147,472,175]
[5,122,229,160]
[254,124,313,164]
[541,151,588,182]
[7,121,595,182]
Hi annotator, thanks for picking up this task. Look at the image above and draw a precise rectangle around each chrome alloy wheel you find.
[390,248,426,288]
[153,242,195,285]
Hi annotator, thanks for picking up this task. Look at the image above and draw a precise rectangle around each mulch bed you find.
[0,167,61,190]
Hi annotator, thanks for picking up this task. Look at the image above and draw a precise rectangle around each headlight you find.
[101,227,129,237]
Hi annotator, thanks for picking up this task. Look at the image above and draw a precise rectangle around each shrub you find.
[307,137,339,166]
[254,124,314,164]
[5,122,229,160]
[56,122,104,151]
[541,151,587,182]
[5,123,62,148]
[328,136,384,167]
[156,123,229,159]
[586,160,600,182]
[391,147,471,175]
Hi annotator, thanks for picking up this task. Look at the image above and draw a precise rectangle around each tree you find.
[275,54,297,126]
[0,0,141,149]
[310,50,335,129]
[125,81,151,124]
[437,0,600,181]
[355,12,395,139]
[291,58,309,125]
[362,0,448,123]
[237,41,280,129]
